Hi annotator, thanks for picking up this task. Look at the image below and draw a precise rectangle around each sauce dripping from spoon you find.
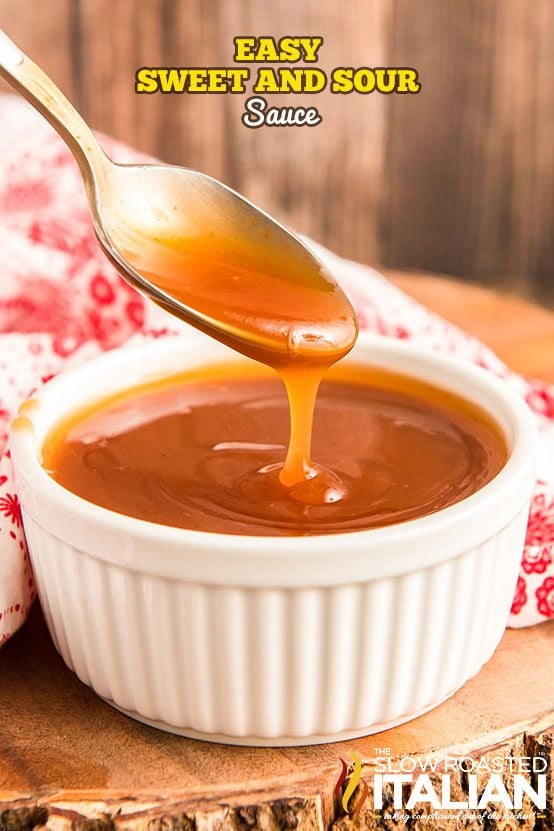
[108,215,358,504]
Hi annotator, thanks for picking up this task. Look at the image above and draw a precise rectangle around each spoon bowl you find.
[93,161,357,362]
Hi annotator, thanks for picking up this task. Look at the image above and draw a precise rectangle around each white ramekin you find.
[10,333,537,746]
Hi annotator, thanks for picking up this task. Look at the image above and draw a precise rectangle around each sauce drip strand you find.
[107,197,358,504]
[42,364,508,537]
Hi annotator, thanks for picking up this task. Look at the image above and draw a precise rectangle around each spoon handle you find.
[0,29,107,188]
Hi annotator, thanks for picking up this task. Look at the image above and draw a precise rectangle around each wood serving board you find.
[1,271,553,831]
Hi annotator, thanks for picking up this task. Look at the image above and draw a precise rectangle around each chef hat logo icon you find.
[335,753,369,817]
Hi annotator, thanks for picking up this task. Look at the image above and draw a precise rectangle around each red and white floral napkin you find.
[1,94,553,644]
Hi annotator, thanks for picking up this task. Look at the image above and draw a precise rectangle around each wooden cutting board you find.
[1,271,553,831]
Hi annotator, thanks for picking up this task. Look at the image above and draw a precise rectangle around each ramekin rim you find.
[10,333,538,558]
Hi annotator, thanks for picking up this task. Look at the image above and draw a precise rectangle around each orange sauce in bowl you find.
[42,362,507,536]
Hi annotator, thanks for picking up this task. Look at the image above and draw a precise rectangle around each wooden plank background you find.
[0,0,553,303]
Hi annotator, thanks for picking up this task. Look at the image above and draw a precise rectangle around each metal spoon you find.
[0,29,357,362]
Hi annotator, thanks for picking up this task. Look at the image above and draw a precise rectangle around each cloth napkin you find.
[0,95,553,645]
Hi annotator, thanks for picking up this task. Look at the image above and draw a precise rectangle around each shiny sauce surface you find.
[42,363,508,537]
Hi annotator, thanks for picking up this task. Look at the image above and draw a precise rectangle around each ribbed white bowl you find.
[11,334,537,745]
